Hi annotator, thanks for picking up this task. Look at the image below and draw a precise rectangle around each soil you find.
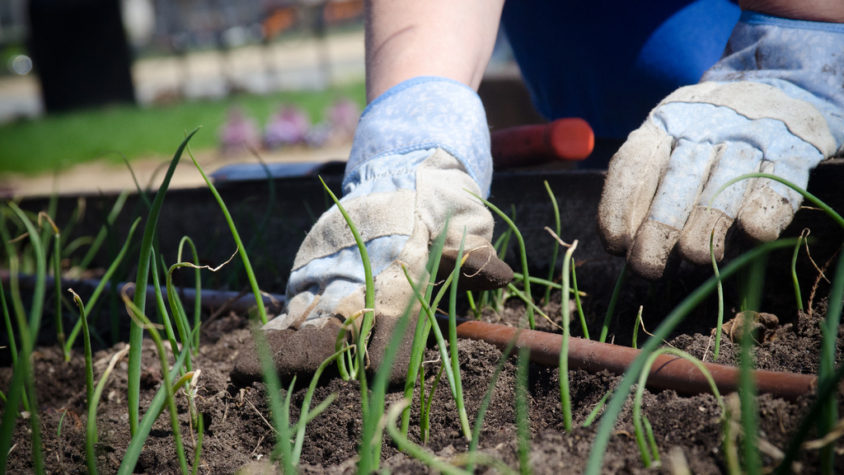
[2,284,843,474]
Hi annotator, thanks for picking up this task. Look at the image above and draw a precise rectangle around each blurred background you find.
[0,0,533,196]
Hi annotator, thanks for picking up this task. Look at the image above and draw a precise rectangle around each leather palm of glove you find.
[599,12,844,280]
[232,78,513,385]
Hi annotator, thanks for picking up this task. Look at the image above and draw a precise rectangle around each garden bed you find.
[2,160,844,473]
[2,292,842,473]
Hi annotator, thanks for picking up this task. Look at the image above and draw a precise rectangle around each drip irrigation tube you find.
[4,272,816,400]
[447,318,816,401]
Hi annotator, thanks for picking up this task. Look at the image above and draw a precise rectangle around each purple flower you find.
[264,106,311,148]
[220,107,259,153]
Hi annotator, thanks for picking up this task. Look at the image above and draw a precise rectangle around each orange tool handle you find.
[491,117,594,169]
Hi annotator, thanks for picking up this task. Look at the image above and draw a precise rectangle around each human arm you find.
[740,0,844,22]
[364,0,504,100]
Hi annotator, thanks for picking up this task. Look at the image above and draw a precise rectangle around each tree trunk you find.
[27,0,136,113]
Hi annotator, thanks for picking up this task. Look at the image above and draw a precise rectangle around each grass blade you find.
[403,267,463,418]
[314,175,383,470]
[776,357,844,473]
[317,176,373,377]
[448,231,472,440]
[633,348,725,467]
[712,173,843,229]
[582,391,611,428]
[291,350,345,464]
[123,295,190,474]
[0,279,17,368]
[69,288,98,474]
[736,256,766,474]
[165,261,200,368]
[78,190,130,270]
[187,145,267,323]
[470,192,535,329]
[128,128,199,435]
[599,262,626,343]
[250,328,289,472]
[401,224,449,436]
[468,333,518,469]
[817,248,844,473]
[559,241,578,432]
[64,217,141,353]
[710,230,725,360]
[790,230,808,312]
[68,290,95,410]
[505,283,559,330]
[275,378,295,473]
[386,400,472,475]
[515,346,531,475]
[543,181,561,304]
[362,268,420,472]
[38,213,67,360]
[117,329,193,475]
[86,339,129,474]
[176,236,203,351]
[571,261,589,339]
[150,251,181,359]
[8,204,47,352]
[2,203,47,474]
[631,306,644,350]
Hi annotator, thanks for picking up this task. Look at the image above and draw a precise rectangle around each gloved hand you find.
[599,12,844,279]
[232,78,513,385]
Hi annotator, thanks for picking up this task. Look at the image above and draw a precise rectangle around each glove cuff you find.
[701,11,844,150]
[738,11,844,33]
[344,76,493,197]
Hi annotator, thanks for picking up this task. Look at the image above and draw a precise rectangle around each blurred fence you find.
[0,0,365,120]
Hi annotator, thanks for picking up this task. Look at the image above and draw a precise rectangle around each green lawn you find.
[0,81,365,175]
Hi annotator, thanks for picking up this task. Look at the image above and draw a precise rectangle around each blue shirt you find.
[501,0,741,139]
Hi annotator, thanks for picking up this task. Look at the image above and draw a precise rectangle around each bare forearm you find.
[740,0,844,22]
[364,0,505,102]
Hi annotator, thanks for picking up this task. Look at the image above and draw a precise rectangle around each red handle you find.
[491,118,594,169]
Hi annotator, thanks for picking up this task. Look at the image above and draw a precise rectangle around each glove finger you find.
[439,242,514,291]
[678,142,762,264]
[599,120,673,255]
[629,139,715,279]
[264,291,318,330]
[677,207,733,265]
[737,159,808,242]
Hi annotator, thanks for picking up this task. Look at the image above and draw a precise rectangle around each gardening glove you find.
[598,12,844,280]
[232,77,513,385]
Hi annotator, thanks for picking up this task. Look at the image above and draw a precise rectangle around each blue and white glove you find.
[599,12,843,279]
[233,78,512,383]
